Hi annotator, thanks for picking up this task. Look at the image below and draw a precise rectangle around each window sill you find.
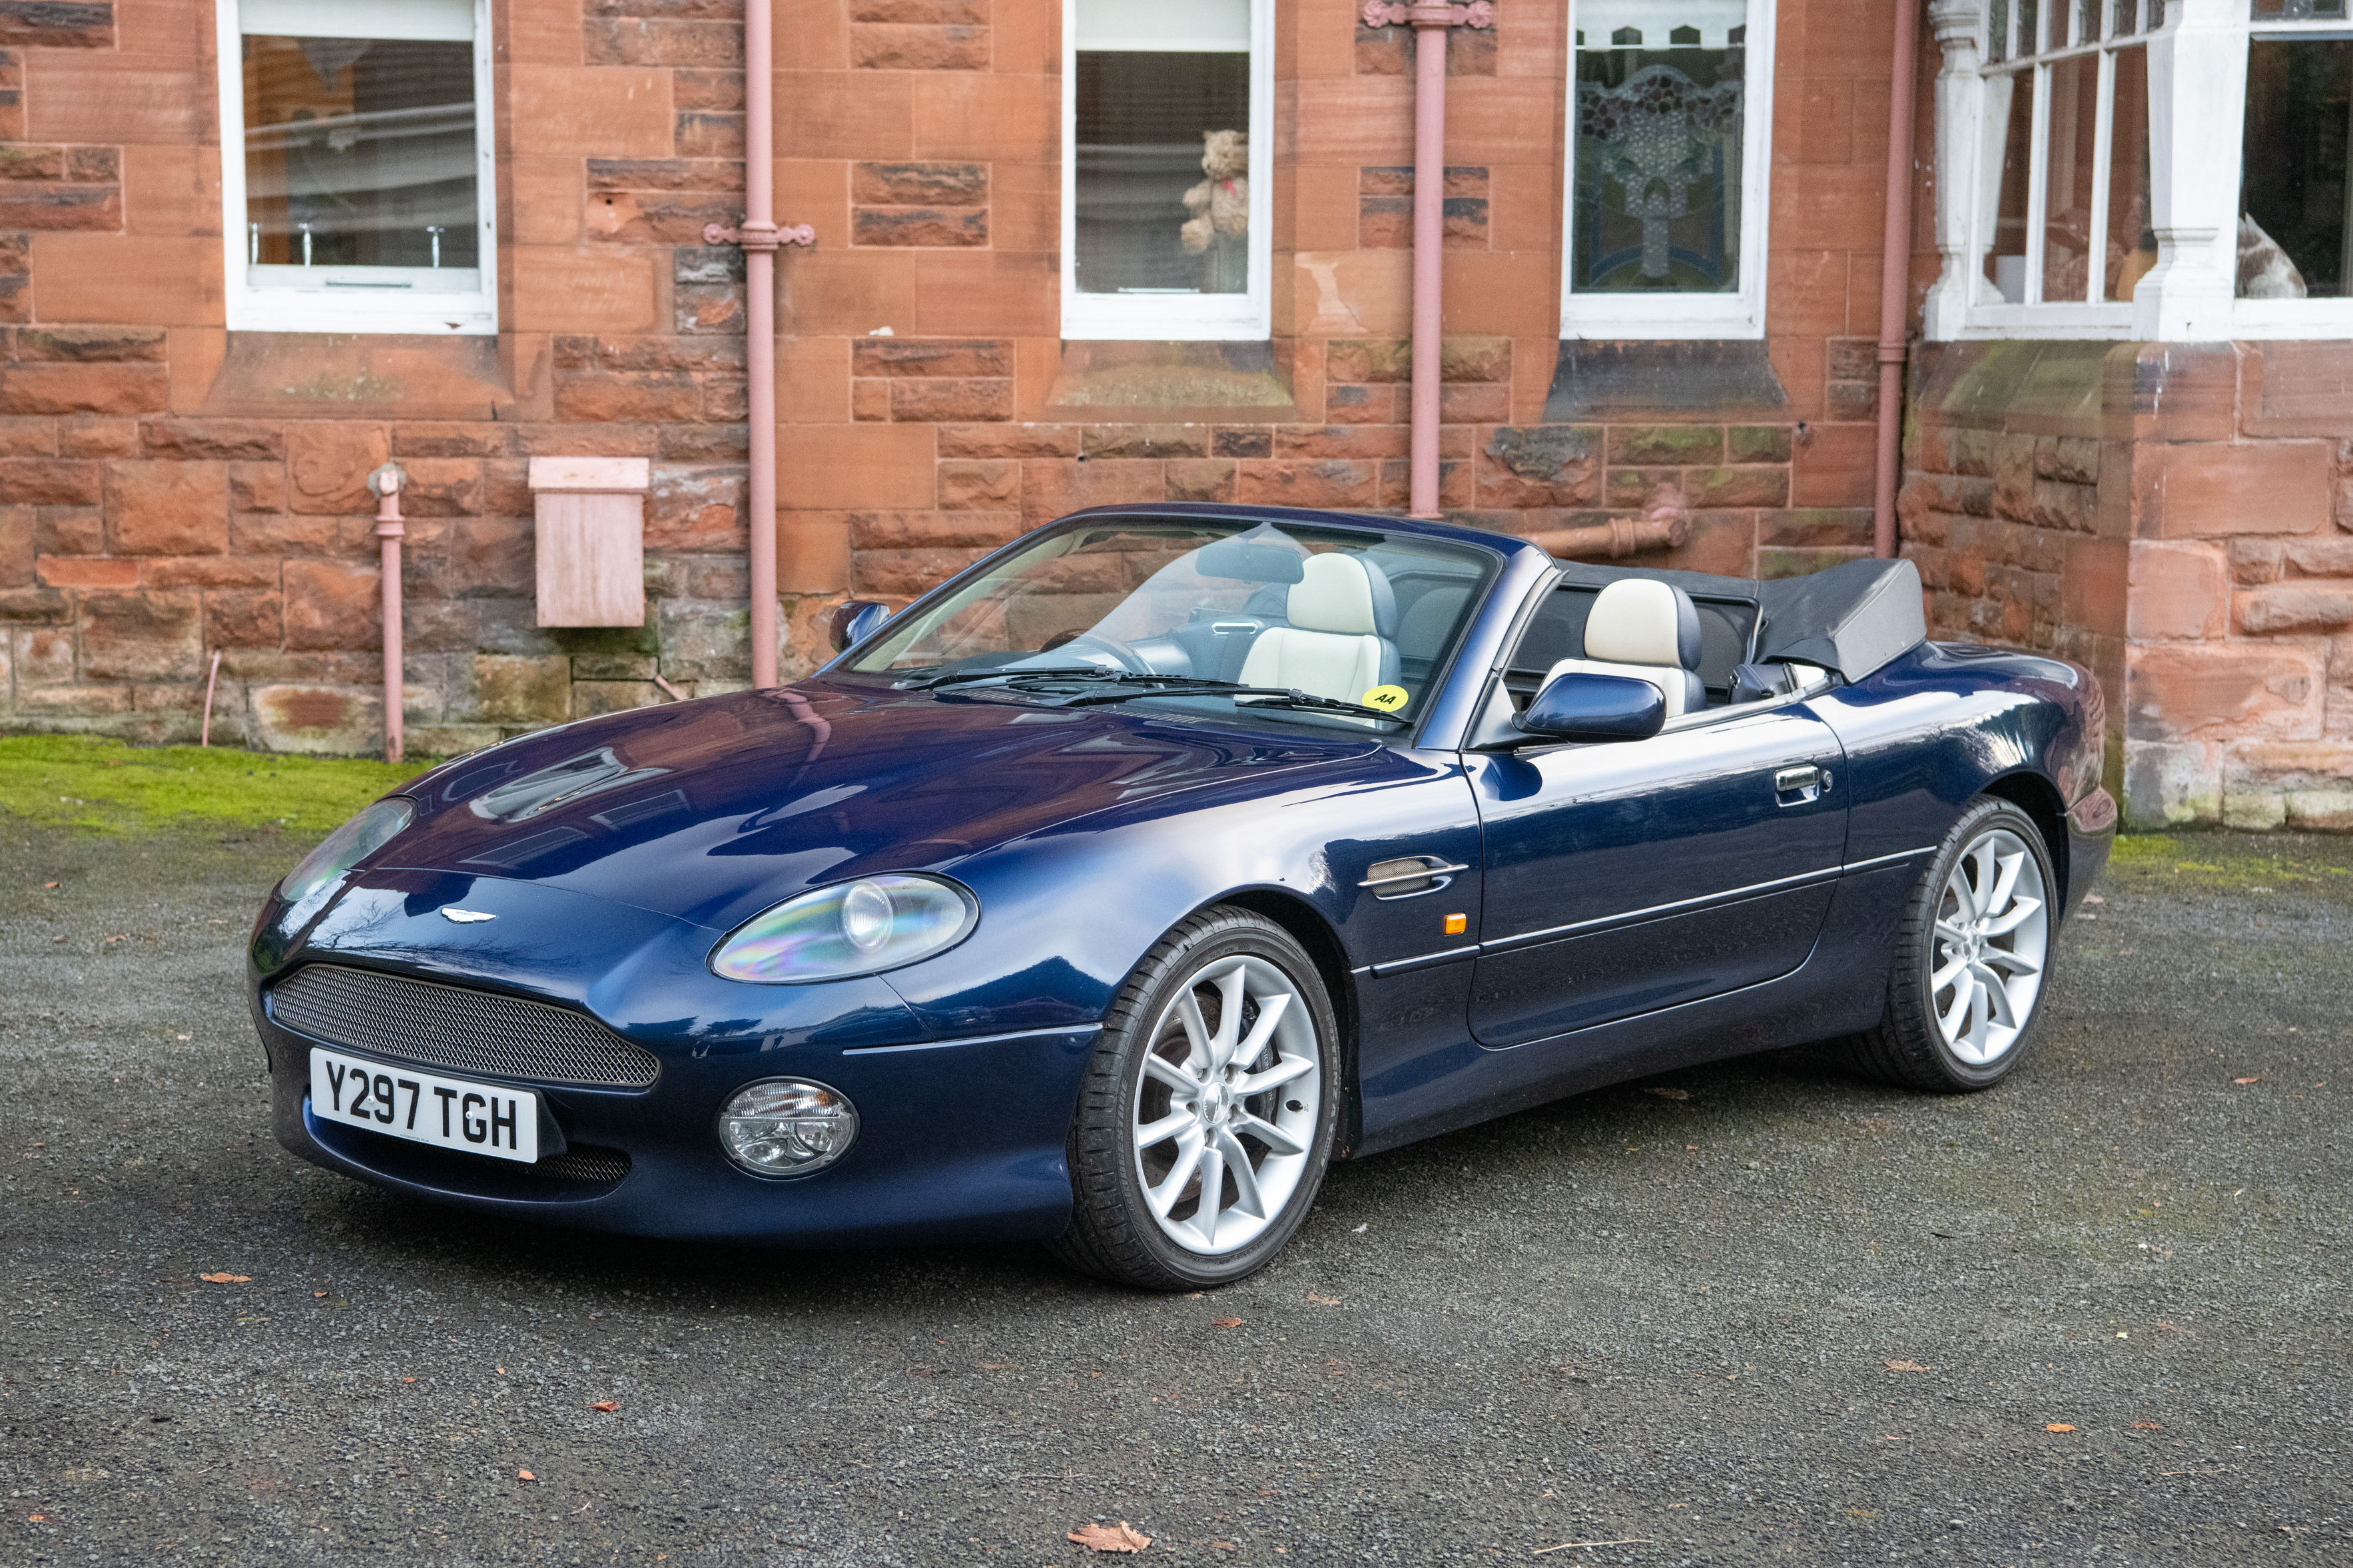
[200,332,521,420]
[1038,340,1297,423]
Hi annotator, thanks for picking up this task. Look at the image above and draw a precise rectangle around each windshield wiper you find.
[896,664,1110,691]
[1059,680,1407,724]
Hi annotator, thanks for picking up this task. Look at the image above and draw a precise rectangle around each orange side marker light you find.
[1443,913,1467,936]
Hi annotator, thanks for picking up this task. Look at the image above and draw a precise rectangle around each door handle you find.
[1774,764,1830,804]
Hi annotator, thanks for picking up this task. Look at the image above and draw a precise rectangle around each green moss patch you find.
[0,736,440,836]
[2109,832,2353,896]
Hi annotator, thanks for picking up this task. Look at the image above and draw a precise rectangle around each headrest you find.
[1287,553,1395,638]
[1583,579,1702,670]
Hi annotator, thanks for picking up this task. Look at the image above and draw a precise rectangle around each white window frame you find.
[1059,0,1273,342]
[1927,0,2353,341]
[215,0,498,336]
[1558,0,1778,340]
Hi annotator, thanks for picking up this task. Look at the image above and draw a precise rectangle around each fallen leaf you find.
[42,882,58,889]
[1883,1360,1929,1372]
[2083,894,2105,905]
[2233,1077,2261,1085]
[1643,1086,1689,1101]
[2133,1422,2165,1430]
[1211,1317,1242,1330]
[1067,1521,1152,1553]
[2045,1424,2077,1433]
[517,1469,535,1483]
[590,1402,619,1413]
[402,1378,416,1384]
[312,1292,327,1298]
[198,1272,250,1284]
[1305,1292,1341,1306]
[1533,1541,1654,1556]
[2155,1321,2188,1334]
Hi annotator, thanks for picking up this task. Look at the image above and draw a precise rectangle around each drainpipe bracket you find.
[704,220,816,252]
[1362,1,1493,29]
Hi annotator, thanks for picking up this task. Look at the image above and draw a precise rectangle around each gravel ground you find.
[2,824,2348,1567]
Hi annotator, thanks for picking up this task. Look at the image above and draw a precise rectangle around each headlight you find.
[716,1078,858,1175]
[709,874,977,983]
[277,797,416,904]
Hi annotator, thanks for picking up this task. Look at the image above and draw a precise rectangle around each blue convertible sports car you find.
[250,504,2114,1289]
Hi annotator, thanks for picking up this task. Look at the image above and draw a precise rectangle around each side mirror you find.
[1515,672,1666,744]
[827,599,892,653]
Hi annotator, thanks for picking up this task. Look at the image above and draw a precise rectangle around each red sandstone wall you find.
[1901,340,2353,832]
[0,0,1925,754]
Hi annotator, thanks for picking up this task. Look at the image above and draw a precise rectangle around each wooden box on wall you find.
[529,457,653,627]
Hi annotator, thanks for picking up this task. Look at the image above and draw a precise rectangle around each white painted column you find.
[2134,0,2248,341]
[1922,0,1985,342]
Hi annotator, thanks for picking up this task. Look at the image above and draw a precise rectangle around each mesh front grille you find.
[270,963,661,1089]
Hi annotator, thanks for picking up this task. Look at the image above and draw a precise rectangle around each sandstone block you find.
[1081,426,1209,459]
[2121,738,2221,829]
[888,377,1011,421]
[852,338,1013,378]
[104,459,226,554]
[849,22,988,69]
[1166,459,1235,504]
[251,684,382,756]
[852,161,987,205]
[141,417,283,460]
[0,362,167,415]
[655,599,750,682]
[2236,583,2353,637]
[282,558,381,652]
[2128,641,2325,744]
[452,653,573,726]
[1019,457,1165,521]
[851,545,992,596]
[286,424,390,514]
[936,459,1018,510]
[37,554,133,589]
[57,415,133,457]
[1234,459,1378,511]
[1684,465,1789,509]
[1478,426,1600,509]
[844,511,1018,551]
[207,587,282,648]
[1211,429,1274,458]
[78,587,200,679]
[1610,425,1724,466]
[0,456,98,504]
[934,423,1077,459]
[2126,541,2228,640]
[2137,441,2332,539]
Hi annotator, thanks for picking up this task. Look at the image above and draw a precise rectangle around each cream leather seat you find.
[1238,553,1400,702]
[1541,577,1707,718]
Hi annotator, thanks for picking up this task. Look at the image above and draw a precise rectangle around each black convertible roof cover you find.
[1550,555,1927,682]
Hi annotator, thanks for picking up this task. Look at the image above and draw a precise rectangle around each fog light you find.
[716,1078,858,1176]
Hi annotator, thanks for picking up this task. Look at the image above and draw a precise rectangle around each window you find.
[1966,0,2156,329]
[1060,0,1273,340]
[215,0,496,334]
[2238,1,2353,329]
[1560,1,1777,338]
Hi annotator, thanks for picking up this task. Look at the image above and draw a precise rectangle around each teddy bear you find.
[1179,129,1249,255]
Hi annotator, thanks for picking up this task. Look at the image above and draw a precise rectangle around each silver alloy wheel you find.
[1929,826,2049,1065]
[1130,953,1322,1256]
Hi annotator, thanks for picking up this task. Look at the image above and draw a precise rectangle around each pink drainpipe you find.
[368,462,406,764]
[1363,1,1492,519]
[1872,0,1924,559]
[707,0,813,689]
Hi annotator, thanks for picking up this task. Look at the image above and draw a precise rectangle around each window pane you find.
[1073,50,1251,297]
[2019,0,2039,57]
[242,34,477,270]
[2105,45,2154,300]
[2041,54,2100,302]
[1989,0,2010,63]
[2250,2,2349,21]
[1980,73,2033,301]
[1571,31,1746,294]
[2241,38,2353,298]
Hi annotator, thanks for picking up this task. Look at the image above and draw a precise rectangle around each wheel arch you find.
[1209,886,1363,1159]
[1981,768,2070,904]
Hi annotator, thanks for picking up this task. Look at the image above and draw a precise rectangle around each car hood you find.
[380,680,1374,930]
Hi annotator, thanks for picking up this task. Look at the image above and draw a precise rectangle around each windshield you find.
[842,517,1497,731]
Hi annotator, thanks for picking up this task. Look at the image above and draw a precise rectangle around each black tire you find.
[1051,907,1341,1291]
[1845,796,2059,1093]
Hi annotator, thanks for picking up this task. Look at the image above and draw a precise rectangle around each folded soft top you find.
[1550,556,1927,683]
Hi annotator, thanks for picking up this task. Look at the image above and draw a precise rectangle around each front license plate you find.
[308,1048,540,1165]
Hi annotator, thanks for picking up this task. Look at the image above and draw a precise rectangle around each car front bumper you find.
[251,868,1099,1248]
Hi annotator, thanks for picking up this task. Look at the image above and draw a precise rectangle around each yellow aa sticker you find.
[1359,684,1410,713]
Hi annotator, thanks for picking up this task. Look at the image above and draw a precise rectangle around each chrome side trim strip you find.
[1479,863,1846,957]
[1368,944,1482,979]
[842,1023,1102,1056]
[1842,846,1936,874]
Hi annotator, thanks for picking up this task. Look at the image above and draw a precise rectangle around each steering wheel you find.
[1052,631,1151,675]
